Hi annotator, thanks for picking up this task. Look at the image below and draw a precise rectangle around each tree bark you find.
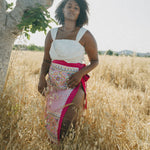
[0,0,6,30]
[0,0,54,95]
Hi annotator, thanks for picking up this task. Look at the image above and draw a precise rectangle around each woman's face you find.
[63,0,80,22]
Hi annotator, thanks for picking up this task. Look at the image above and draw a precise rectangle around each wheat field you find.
[0,50,150,150]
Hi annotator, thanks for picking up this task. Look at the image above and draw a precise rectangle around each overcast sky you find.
[14,0,150,52]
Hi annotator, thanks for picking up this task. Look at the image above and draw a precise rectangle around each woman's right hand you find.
[38,75,47,96]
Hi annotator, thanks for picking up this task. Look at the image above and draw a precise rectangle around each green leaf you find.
[6,2,14,10]
[17,3,58,40]
[24,32,30,40]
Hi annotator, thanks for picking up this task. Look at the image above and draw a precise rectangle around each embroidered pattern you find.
[45,61,88,143]
[45,82,73,142]
[49,63,79,89]
[45,112,59,142]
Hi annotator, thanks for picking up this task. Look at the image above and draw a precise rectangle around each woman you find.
[38,0,99,143]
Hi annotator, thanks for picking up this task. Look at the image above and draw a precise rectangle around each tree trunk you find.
[0,0,54,95]
[0,31,16,95]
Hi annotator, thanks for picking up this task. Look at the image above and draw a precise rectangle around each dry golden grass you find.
[0,50,150,150]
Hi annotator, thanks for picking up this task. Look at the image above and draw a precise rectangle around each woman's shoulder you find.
[48,27,58,35]
[47,27,59,35]
[81,27,95,41]
[47,27,59,41]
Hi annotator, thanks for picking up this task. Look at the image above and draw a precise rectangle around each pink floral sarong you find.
[45,60,89,143]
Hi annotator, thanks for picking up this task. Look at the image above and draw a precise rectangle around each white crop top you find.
[49,27,87,63]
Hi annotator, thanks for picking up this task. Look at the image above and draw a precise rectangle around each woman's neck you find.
[63,21,77,32]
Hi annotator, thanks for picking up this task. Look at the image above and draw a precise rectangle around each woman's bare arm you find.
[80,30,99,75]
[38,31,53,94]
[67,30,99,88]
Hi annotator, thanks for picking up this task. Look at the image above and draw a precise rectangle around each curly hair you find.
[55,0,89,27]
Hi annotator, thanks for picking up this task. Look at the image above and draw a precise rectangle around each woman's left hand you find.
[67,71,83,88]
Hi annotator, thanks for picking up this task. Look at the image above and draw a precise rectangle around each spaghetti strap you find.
[76,27,87,42]
[50,28,58,40]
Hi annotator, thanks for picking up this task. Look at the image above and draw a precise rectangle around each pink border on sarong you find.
[52,60,89,141]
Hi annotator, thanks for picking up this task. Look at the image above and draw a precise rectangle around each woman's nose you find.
[69,7,74,12]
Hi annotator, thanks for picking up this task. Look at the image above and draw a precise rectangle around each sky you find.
[14,0,150,53]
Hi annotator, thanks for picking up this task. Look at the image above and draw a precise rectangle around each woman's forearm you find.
[40,59,51,78]
[80,60,99,76]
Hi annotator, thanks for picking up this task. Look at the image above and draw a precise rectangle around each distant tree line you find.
[13,44,44,51]
[98,50,118,56]
[98,49,150,57]
[13,45,150,57]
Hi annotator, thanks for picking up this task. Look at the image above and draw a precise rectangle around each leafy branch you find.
[6,2,14,10]
[17,4,57,40]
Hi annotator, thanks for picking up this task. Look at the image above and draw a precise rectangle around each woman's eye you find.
[67,5,71,8]
[67,5,79,10]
